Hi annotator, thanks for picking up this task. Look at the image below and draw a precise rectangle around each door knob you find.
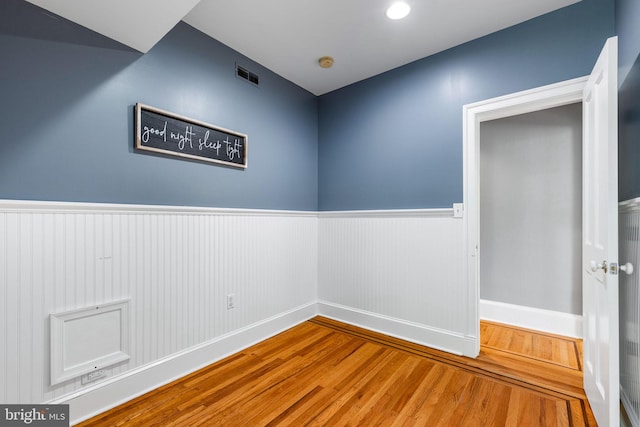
[619,262,634,275]
[606,262,634,275]
[589,260,607,273]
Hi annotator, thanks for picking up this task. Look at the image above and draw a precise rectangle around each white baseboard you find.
[480,299,582,338]
[317,301,477,357]
[53,303,318,426]
[60,299,575,425]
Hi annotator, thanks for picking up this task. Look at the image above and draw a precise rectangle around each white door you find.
[582,36,619,427]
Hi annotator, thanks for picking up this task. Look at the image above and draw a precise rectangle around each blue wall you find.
[619,54,640,201]
[616,0,640,85]
[617,0,640,201]
[1,0,621,210]
[318,0,615,210]
[0,1,318,211]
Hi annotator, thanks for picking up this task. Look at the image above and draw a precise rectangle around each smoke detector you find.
[318,56,334,69]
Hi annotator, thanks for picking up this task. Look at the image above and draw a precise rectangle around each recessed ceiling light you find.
[386,2,410,20]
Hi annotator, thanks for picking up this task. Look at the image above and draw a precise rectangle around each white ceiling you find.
[25,0,580,95]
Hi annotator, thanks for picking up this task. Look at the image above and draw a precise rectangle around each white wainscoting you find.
[619,198,640,427]
[0,200,318,424]
[2,202,530,423]
[317,209,476,356]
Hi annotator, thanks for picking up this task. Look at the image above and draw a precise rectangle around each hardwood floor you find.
[77,317,596,426]
[480,321,581,371]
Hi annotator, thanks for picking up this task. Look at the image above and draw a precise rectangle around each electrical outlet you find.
[227,294,236,310]
[453,203,464,218]
[81,369,106,385]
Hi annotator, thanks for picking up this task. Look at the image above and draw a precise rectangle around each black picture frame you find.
[135,103,248,169]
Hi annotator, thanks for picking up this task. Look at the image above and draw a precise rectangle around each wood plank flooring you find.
[480,320,581,371]
[77,318,596,426]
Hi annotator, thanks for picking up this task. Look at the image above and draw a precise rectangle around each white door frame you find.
[462,76,588,357]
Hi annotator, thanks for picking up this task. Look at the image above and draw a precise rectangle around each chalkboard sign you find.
[135,103,248,168]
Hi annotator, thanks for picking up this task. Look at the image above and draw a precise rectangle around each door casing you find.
[462,76,588,357]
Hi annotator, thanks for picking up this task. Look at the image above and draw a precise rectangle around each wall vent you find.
[236,65,259,86]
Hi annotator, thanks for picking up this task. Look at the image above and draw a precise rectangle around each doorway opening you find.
[464,38,620,427]
[478,103,583,337]
[462,76,587,358]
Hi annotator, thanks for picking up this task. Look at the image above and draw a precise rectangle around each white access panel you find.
[50,299,130,385]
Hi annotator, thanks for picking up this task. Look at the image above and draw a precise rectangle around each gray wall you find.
[479,103,582,314]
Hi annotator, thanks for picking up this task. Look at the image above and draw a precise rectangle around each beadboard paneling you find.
[318,209,471,355]
[0,201,317,406]
[620,199,640,426]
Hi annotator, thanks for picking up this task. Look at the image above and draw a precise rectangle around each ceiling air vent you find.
[236,64,259,86]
